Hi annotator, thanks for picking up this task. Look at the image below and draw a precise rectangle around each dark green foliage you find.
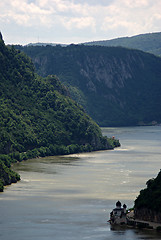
[0,32,3,41]
[0,42,108,154]
[0,179,3,192]
[0,159,20,191]
[15,44,161,126]
[134,170,161,211]
[0,36,119,190]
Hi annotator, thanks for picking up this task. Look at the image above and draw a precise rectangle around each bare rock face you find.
[135,208,161,223]
[78,54,134,91]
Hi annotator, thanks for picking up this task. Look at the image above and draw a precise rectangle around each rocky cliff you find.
[134,208,161,223]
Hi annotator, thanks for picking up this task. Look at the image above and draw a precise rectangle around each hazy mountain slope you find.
[16,44,161,126]
[84,32,161,57]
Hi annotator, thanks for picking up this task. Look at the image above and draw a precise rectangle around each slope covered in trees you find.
[0,35,119,191]
[84,32,161,57]
[15,44,161,126]
[134,170,161,223]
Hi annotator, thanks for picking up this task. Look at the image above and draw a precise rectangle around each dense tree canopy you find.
[135,170,161,211]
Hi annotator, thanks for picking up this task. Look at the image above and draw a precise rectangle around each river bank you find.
[127,218,161,230]
[0,137,120,192]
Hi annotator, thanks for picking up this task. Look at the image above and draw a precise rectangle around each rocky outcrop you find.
[79,55,132,91]
[135,208,161,223]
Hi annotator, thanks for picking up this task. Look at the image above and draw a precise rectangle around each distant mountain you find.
[16,44,161,127]
[0,35,118,191]
[26,42,67,47]
[83,32,161,57]
[25,32,161,57]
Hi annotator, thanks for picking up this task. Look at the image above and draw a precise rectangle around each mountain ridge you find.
[25,32,161,57]
[83,32,161,57]
[16,44,161,126]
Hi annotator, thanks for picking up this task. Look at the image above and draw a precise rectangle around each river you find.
[0,126,161,240]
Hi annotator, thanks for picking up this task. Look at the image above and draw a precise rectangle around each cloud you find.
[122,0,150,8]
[0,0,161,44]
[61,17,96,31]
[100,0,161,37]
[0,0,53,27]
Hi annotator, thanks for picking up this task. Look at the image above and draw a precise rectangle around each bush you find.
[0,179,4,192]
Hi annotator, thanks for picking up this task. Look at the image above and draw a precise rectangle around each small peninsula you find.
[0,34,120,191]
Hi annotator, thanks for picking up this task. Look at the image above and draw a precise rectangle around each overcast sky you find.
[0,0,161,45]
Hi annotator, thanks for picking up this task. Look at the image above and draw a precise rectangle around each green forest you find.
[0,35,120,191]
[134,170,161,212]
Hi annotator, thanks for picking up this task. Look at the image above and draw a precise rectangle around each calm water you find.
[0,126,161,240]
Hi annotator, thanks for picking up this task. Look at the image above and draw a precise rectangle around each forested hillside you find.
[0,34,119,191]
[134,170,161,223]
[84,32,161,57]
[16,44,161,126]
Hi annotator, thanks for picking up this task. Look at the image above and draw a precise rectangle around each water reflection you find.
[13,156,80,175]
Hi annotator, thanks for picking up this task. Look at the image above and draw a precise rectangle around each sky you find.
[0,0,161,45]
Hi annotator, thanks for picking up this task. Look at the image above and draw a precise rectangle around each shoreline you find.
[109,210,161,231]
[127,218,161,230]
[0,141,120,192]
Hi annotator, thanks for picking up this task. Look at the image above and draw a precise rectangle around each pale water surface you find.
[0,126,161,240]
